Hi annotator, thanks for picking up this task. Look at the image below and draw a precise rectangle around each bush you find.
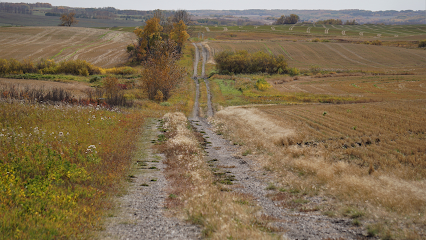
[90,76,102,83]
[56,60,100,76]
[310,65,321,74]
[0,58,101,76]
[214,51,288,75]
[255,78,271,91]
[371,40,382,46]
[288,67,300,76]
[105,66,137,75]
[418,40,426,48]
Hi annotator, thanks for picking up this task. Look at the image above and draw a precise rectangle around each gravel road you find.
[99,120,200,240]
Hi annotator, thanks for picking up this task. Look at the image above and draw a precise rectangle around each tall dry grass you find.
[160,112,281,240]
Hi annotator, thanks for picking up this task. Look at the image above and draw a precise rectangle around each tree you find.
[131,17,164,62]
[172,10,191,25]
[170,20,190,54]
[141,40,186,101]
[60,12,78,27]
[274,14,299,25]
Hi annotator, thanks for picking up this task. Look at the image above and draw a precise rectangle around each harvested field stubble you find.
[272,74,426,101]
[213,104,426,238]
[0,27,134,68]
[207,41,426,72]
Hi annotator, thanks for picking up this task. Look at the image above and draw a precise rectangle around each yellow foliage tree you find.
[170,20,190,54]
[132,17,163,62]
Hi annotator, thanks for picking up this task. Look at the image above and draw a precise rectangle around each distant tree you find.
[316,19,343,25]
[59,12,78,27]
[274,14,299,25]
[419,40,426,48]
[172,10,191,25]
[345,20,358,25]
[170,20,190,54]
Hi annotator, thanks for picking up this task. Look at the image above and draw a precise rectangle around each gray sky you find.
[5,0,426,11]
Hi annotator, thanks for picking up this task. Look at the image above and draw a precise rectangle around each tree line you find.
[0,2,51,14]
[214,51,290,75]
[316,19,358,25]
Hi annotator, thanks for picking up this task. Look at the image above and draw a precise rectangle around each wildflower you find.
[86,145,97,153]
[59,132,64,137]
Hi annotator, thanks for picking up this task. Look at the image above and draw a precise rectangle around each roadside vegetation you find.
[0,101,145,239]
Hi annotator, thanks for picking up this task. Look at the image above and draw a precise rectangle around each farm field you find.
[207,40,426,72]
[271,74,426,100]
[0,27,135,68]
[204,23,426,239]
[193,24,426,39]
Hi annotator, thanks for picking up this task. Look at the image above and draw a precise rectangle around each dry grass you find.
[160,112,281,239]
[271,74,426,101]
[0,78,91,98]
[212,104,426,239]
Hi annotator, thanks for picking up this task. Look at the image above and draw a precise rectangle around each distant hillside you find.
[0,12,143,27]
[0,2,424,27]
[189,9,426,25]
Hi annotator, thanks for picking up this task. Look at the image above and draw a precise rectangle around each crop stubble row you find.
[0,27,134,68]
[258,100,426,179]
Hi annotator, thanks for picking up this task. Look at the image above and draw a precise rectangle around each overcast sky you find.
[5,0,426,11]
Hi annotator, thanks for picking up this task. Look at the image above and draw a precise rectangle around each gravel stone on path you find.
[99,120,200,240]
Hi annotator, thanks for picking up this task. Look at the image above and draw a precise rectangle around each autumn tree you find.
[170,20,190,54]
[130,17,164,62]
[141,40,186,101]
[59,12,78,27]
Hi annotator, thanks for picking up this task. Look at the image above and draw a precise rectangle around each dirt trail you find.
[99,120,200,239]
[190,43,365,239]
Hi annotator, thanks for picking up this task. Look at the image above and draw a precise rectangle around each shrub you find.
[56,60,100,76]
[418,40,426,48]
[371,40,382,46]
[310,65,321,74]
[90,76,102,83]
[141,48,185,101]
[105,66,137,75]
[255,78,271,91]
[0,58,102,76]
[214,50,288,75]
[288,67,300,76]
